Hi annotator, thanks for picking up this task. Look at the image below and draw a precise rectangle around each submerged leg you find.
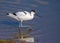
[18,20,23,28]
[20,20,31,27]
[21,20,23,27]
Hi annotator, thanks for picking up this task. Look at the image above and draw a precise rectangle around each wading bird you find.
[7,10,41,27]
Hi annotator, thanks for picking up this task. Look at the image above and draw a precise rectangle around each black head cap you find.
[31,10,35,12]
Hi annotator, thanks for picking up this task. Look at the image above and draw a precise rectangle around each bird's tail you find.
[7,13,19,21]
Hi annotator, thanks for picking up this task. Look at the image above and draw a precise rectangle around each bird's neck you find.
[30,12,35,16]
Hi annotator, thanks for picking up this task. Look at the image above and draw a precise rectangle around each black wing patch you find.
[12,13,17,16]
[23,11,27,15]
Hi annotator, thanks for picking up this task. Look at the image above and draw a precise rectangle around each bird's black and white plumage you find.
[7,10,41,27]
[7,10,36,21]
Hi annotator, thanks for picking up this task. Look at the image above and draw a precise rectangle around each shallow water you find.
[0,0,60,43]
